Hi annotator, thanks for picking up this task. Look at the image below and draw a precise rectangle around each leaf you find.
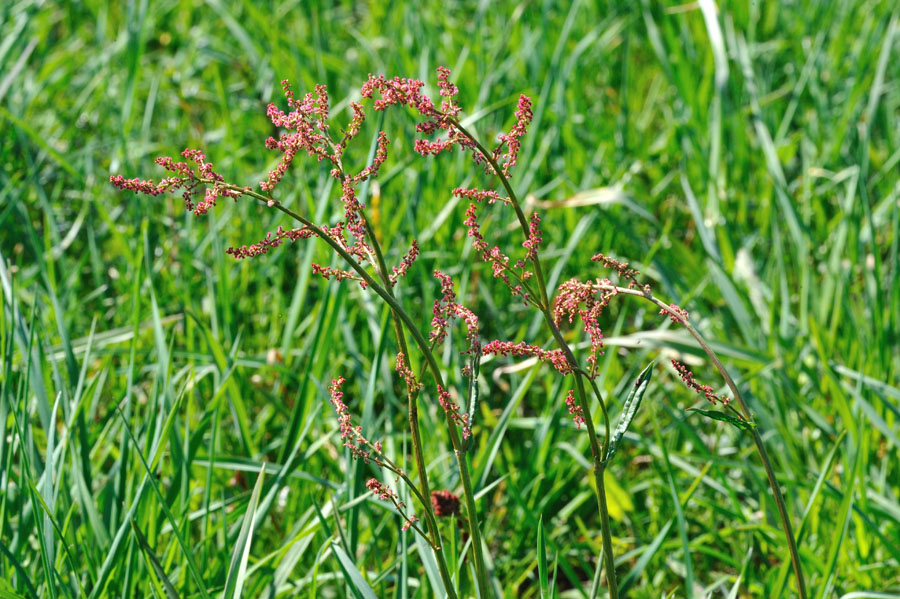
[537,515,549,599]
[687,408,756,431]
[413,531,447,599]
[223,464,266,599]
[129,515,181,599]
[606,362,654,462]
[332,545,379,599]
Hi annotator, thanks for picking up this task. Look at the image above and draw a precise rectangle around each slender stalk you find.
[359,217,491,598]
[448,122,620,598]
[211,182,491,598]
[360,217,460,598]
[594,284,807,599]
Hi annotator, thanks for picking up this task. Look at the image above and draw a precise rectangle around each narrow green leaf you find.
[606,362,654,461]
[687,408,755,431]
[332,545,378,599]
[223,464,266,599]
[129,515,181,599]
[537,515,549,599]
[413,530,447,599]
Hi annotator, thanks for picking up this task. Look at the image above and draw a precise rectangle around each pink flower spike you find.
[311,263,368,289]
[481,340,572,375]
[565,389,585,429]
[551,278,612,376]
[329,376,382,462]
[109,175,170,197]
[437,385,471,439]
[523,211,542,261]
[390,239,420,286]
[671,360,729,406]
[661,303,690,324]
[395,352,423,392]
[402,514,420,531]
[225,226,314,260]
[495,94,533,177]
[366,478,400,502]
[429,270,481,354]
[452,187,507,204]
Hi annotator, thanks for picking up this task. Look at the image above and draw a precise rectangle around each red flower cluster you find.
[452,187,507,204]
[226,226,314,259]
[431,490,461,518]
[329,377,382,463]
[492,95,533,177]
[361,67,473,158]
[366,478,420,532]
[671,360,729,406]
[389,240,420,286]
[463,203,533,299]
[437,385,471,439]
[564,389,585,429]
[311,263,366,288]
[366,477,400,502]
[661,303,690,324]
[481,340,572,375]
[110,149,244,216]
[552,278,615,377]
[429,270,480,354]
[395,352,423,392]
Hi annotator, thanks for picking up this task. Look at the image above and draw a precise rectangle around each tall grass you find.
[1,1,899,597]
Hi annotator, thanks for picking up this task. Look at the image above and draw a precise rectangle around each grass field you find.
[2,0,899,597]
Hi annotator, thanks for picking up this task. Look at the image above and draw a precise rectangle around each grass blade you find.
[223,464,266,599]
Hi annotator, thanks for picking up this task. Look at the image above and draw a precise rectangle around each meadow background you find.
[2,0,899,597]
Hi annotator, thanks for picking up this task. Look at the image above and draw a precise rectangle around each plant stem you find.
[447,123,620,598]
[358,217,491,599]
[213,182,491,599]
[594,284,807,599]
[361,218,460,599]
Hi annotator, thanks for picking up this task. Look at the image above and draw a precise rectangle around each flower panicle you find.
[481,340,572,375]
[395,352,423,392]
[463,203,530,300]
[389,239,419,286]
[437,385,471,439]
[312,263,368,289]
[661,303,690,324]
[523,211,542,261]
[366,478,420,532]
[451,187,508,205]
[328,376,383,463]
[591,252,651,293]
[429,270,481,354]
[552,278,614,376]
[361,67,479,161]
[671,360,730,406]
[564,389,585,429]
[493,94,533,177]
[226,226,315,260]
[110,149,242,215]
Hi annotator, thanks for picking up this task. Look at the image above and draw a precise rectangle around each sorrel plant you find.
[111,67,807,599]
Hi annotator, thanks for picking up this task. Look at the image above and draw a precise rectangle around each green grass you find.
[2,0,899,597]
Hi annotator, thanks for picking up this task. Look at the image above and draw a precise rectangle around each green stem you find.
[360,217,460,599]
[359,217,491,598]
[214,182,489,598]
[446,124,620,598]
[594,283,807,599]
[595,464,618,599]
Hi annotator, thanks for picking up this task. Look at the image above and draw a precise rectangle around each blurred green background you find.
[1,0,899,597]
